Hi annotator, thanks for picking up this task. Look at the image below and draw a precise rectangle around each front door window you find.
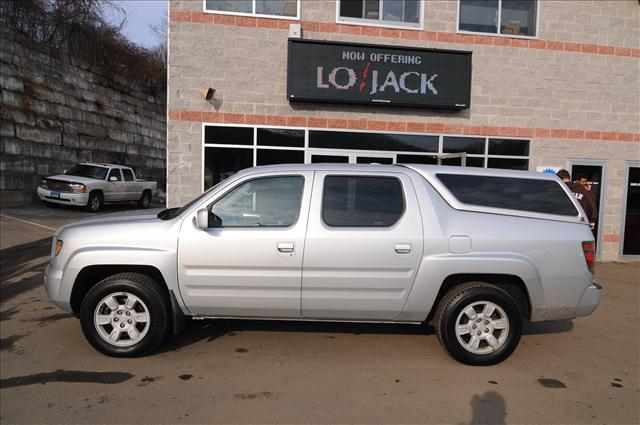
[211,176,304,227]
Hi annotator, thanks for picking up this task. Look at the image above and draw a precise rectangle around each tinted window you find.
[108,169,122,181]
[437,174,578,216]
[311,155,349,163]
[459,0,499,33]
[323,176,404,227]
[211,176,304,227]
[443,136,485,154]
[310,131,438,153]
[257,128,304,147]
[204,126,253,145]
[487,158,529,170]
[122,169,134,181]
[257,149,304,165]
[204,147,253,189]
[441,157,485,167]
[396,154,438,164]
[356,156,394,164]
[488,139,530,156]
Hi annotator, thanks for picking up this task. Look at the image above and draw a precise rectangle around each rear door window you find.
[322,176,405,227]
[436,174,578,216]
[122,169,134,181]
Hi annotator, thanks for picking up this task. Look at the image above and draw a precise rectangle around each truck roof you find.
[78,162,132,169]
[235,163,559,182]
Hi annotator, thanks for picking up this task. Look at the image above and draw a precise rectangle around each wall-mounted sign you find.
[287,39,472,110]
[537,166,561,174]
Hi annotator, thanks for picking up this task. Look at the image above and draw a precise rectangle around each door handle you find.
[277,242,295,253]
[394,243,411,254]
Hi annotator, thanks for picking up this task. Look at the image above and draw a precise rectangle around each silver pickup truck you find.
[44,164,601,365]
[37,162,157,212]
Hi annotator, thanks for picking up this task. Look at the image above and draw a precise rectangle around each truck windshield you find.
[158,180,226,220]
[64,164,109,180]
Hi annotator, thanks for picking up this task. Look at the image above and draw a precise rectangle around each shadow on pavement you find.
[523,319,573,335]
[158,319,434,353]
[468,391,507,425]
[0,237,51,305]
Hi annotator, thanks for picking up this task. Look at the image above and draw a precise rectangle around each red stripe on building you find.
[169,11,640,59]
[169,110,639,142]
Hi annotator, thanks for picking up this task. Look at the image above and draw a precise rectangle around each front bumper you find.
[575,282,602,317]
[37,187,89,206]
[44,263,73,312]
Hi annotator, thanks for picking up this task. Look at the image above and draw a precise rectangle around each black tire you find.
[137,190,152,209]
[85,191,103,212]
[79,272,169,357]
[434,282,522,366]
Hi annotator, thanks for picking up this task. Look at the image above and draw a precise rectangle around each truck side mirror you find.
[109,176,118,182]
[196,208,209,231]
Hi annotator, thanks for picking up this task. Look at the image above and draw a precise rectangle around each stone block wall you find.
[0,28,166,206]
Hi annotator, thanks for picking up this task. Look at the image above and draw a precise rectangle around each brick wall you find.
[167,0,639,260]
[0,28,167,206]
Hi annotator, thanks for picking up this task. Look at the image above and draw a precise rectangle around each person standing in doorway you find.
[556,169,598,232]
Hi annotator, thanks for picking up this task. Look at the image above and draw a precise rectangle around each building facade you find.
[167,0,639,261]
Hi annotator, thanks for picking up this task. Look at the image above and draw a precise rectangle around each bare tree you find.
[149,16,167,66]
[0,0,166,95]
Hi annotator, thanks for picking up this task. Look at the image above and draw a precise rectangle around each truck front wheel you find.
[85,191,103,212]
[434,282,522,366]
[79,273,169,357]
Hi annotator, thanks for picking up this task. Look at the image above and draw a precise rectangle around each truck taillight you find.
[582,241,595,273]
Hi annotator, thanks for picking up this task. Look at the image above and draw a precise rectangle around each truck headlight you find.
[70,184,86,193]
[40,178,47,189]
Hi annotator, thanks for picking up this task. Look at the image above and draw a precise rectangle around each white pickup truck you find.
[37,162,157,212]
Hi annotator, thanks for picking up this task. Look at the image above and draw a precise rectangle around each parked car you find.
[44,164,601,365]
[37,163,157,212]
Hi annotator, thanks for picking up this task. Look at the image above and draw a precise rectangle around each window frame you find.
[321,174,406,228]
[200,123,532,192]
[107,168,123,182]
[336,0,425,31]
[202,0,301,21]
[208,174,306,228]
[456,0,539,40]
[121,168,135,182]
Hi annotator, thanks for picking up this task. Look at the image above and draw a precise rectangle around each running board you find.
[191,316,422,325]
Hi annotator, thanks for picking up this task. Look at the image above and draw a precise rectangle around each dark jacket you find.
[567,181,598,225]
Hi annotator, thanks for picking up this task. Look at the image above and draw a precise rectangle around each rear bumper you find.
[37,187,89,206]
[575,282,602,317]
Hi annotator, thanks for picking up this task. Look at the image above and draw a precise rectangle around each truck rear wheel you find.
[434,282,522,366]
[137,190,151,209]
[79,273,169,357]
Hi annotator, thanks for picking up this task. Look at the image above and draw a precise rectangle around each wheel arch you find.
[70,265,186,334]
[426,273,532,323]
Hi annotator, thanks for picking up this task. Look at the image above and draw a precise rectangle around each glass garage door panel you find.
[622,167,640,256]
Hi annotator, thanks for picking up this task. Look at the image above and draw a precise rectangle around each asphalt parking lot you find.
[1,203,639,424]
